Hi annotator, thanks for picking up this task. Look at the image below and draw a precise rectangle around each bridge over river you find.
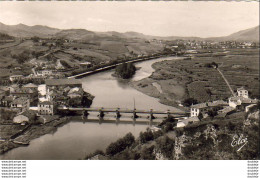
[58,107,188,121]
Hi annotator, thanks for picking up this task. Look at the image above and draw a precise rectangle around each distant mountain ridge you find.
[207,26,259,42]
[0,22,258,42]
[0,22,61,38]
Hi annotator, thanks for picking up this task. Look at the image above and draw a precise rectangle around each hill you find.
[0,22,258,42]
[207,26,259,42]
[0,22,61,38]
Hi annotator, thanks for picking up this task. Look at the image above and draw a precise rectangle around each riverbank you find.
[0,116,69,155]
[131,48,259,108]
[131,60,188,111]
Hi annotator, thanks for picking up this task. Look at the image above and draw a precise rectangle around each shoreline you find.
[0,116,69,155]
[130,60,188,112]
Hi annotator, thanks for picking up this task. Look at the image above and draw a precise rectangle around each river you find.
[0,56,182,160]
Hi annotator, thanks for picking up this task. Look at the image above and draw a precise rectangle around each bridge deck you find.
[58,107,187,115]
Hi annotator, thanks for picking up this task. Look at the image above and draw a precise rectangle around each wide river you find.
[1,56,182,160]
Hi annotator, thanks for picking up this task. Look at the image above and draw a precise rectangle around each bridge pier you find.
[98,108,105,118]
[167,110,171,119]
[115,108,121,119]
[133,109,138,119]
[149,109,155,120]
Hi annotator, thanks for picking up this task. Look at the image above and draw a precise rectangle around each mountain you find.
[207,26,259,42]
[54,29,96,40]
[0,22,258,42]
[225,26,259,42]
[0,22,61,37]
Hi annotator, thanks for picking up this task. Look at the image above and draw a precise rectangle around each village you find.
[0,61,258,130]
[0,74,93,126]
[175,86,258,128]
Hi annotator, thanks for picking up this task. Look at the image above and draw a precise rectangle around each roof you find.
[229,96,258,104]
[11,97,29,104]
[218,106,236,114]
[191,100,228,109]
[178,116,200,126]
[39,101,54,105]
[11,88,35,94]
[2,96,14,102]
[45,79,82,86]
[16,110,36,121]
[10,75,23,78]
[23,83,38,88]
[237,87,247,91]
[48,90,59,96]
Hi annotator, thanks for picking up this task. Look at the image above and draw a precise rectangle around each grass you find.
[150,48,259,103]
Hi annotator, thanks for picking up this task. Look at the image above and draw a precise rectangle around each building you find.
[190,100,228,117]
[10,97,30,111]
[37,70,53,76]
[177,117,200,128]
[45,79,82,93]
[13,110,36,124]
[10,87,38,102]
[228,96,258,109]
[0,96,14,107]
[46,90,59,101]
[237,87,249,98]
[9,75,24,82]
[38,101,57,115]
[67,87,84,98]
[23,83,38,90]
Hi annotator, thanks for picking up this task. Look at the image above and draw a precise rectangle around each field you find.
[0,37,164,79]
[133,48,259,107]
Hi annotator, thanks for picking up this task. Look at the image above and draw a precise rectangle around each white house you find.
[9,75,24,82]
[10,97,30,111]
[37,70,53,76]
[237,87,248,98]
[38,101,56,115]
[177,117,200,128]
[190,100,228,117]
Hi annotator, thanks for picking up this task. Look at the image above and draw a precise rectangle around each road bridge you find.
[58,107,188,121]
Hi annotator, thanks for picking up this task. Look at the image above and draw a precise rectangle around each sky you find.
[0,1,259,37]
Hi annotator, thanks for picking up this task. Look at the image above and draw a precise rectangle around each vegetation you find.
[182,98,198,107]
[106,133,135,156]
[139,128,154,144]
[204,62,218,68]
[84,150,105,160]
[0,33,14,41]
[115,62,136,79]
[0,109,17,124]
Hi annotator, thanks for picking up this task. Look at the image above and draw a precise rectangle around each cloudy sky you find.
[0,1,259,37]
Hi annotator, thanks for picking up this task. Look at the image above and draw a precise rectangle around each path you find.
[216,68,236,97]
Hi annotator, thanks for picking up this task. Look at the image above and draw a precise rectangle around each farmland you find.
[132,48,259,107]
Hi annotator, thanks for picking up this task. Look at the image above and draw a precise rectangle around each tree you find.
[183,98,198,107]
[139,129,154,144]
[207,109,218,118]
[198,112,203,121]
[163,122,174,133]
[115,62,136,79]
[106,133,135,156]
[140,145,155,160]
[31,36,40,43]
[155,136,175,159]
